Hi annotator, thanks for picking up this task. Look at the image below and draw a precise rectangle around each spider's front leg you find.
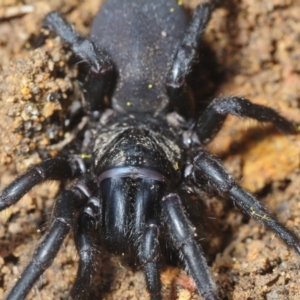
[71,195,102,299]
[162,193,220,300]
[191,148,300,255]
[139,221,161,300]
[43,12,113,112]
[5,176,99,300]
[133,179,164,300]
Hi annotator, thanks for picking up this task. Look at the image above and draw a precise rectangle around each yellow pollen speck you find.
[81,154,91,159]
[177,0,183,6]
[295,123,300,132]
[148,83,153,89]
[170,7,175,12]
[118,260,125,269]
[250,207,270,221]
[126,102,132,106]
[174,161,179,170]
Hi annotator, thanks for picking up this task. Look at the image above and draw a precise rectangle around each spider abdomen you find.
[90,0,188,114]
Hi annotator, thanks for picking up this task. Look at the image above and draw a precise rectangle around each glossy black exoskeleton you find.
[1,0,300,299]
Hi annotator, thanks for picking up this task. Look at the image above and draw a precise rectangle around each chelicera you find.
[1,0,300,299]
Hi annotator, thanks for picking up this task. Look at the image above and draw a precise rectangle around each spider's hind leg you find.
[43,12,114,112]
[166,2,216,119]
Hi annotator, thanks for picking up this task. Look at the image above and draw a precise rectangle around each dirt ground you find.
[0,0,300,299]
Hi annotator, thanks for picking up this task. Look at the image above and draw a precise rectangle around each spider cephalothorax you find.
[1,1,300,300]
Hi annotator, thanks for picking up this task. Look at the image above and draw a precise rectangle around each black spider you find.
[1,1,300,299]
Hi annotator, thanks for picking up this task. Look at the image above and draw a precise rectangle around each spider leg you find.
[166,2,215,118]
[162,193,220,300]
[134,179,165,300]
[5,177,97,300]
[43,12,113,112]
[0,156,85,211]
[71,196,102,299]
[195,96,300,144]
[192,148,300,254]
[140,222,161,300]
